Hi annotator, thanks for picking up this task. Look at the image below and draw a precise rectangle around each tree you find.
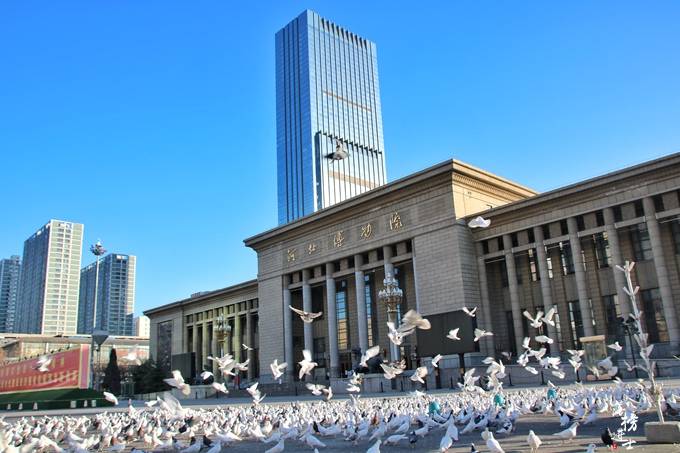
[102,348,122,395]
[131,359,169,394]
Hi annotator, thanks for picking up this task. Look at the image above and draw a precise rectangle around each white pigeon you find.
[347,383,361,392]
[366,439,381,453]
[608,341,623,352]
[446,328,461,340]
[523,310,544,329]
[121,345,142,365]
[527,429,542,452]
[384,434,406,445]
[36,354,52,372]
[298,349,318,379]
[524,366,539,375]
[431,354,442,368]
[200,370,214,381]
[360,345,380,368]
[410,366,428,384]
[381,362,404,380]
[270,359,287,381]
[439,434,453,451]
[242,343,254,351]
[553,422,579,443]
[103,391,118,405]
[264,439,284,453]
[535,335,553,344]
[306,383,326,396]
[541,307,557,326]
[164,370,191,396]
[289,305,323,323]
[387,321,411,346]
[462,306,478,317]
[401,309,431,330]
[468,216,491,228]
[211,382,228,394]
[473,328,493,342]
[486,431,505,453]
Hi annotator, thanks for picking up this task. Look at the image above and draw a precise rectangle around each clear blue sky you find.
[2,1,679,316]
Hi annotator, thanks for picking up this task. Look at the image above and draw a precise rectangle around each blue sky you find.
[2,1,679,316]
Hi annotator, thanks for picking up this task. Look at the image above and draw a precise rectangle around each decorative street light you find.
[378,273,403,361]
[213,313,232,380]
[90,329,109,390]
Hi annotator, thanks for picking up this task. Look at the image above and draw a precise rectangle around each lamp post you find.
[621,314,640,379]
[90,240,106,332]
[378,273,403,362]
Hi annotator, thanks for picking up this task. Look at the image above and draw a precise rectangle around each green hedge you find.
[0,388,115,411]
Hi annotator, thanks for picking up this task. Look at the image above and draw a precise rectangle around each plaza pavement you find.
[2,378,680,452]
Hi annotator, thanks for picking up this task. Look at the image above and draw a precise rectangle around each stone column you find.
[192,323,199,373]
[246,308,254,381]
[282,275,294,379]
[325,262,340,378]
[533,226,560,350]
[354,254,369,353]
[211,322,219,377]
[232,314,242,363]
[643,197,680,346]
[567,217,595,337]
[383,245,394,277]
[503,234,525,354]
[302,269,314,357]
[603,208,630,318]
[475,243,494,356]
[201,323,209,373]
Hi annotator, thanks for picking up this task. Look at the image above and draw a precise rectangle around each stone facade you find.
[146,153,680,385]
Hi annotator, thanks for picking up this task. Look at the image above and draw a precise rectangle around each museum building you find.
[146,153,680,383]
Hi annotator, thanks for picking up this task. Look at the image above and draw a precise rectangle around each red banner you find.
[0,345,90,393]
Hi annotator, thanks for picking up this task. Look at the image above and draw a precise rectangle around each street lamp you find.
[378,273,403,361]
[213,314,232,380]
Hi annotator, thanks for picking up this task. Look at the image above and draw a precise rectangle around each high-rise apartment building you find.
[78,253,136,336]
[0,255,21,332]
[16,220,84,335]
[276,10,387,224]
[134,315,150,338]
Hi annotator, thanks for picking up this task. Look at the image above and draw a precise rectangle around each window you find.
[511,233,519,248]
[596,211,605,227]
[365,274,377,346]
[528,249,539,281]
[505,311,516,355]
[313,338,326,369]
[514,255,523,284]
[640,288,669,343]
[546,254,554,279]
[528,229,535,244]
[630,224,653,261]
[567,301,584,348]
[602,295,621,337]
[482,240,489,254]
[576,215,585,231]
[336,280,349,350]
[613,206,623,222]
[653,195,664,212]
[559,242,575,275]
[542,224,551,240]
[593,232,611,268]
[634,200,644,218]
[560,220,569,236]
[671,221,680,255]
[157,320,173,371]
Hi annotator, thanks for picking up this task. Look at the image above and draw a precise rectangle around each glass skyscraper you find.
[0,255,21,333]
[78,253,136,336]
[276,10,387,224]
[16,220,84,335]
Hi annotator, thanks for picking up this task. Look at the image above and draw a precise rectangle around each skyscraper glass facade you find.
[0,255,21,333]
[16,220,83,335]
[276,10,387,224]
[78,253,136,336]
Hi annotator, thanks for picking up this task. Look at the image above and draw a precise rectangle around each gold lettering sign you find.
[307,243,317,255]
[360,222,373,239]
[286,248,296,263]
[389,212,403,230]
[333,231,345,248]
